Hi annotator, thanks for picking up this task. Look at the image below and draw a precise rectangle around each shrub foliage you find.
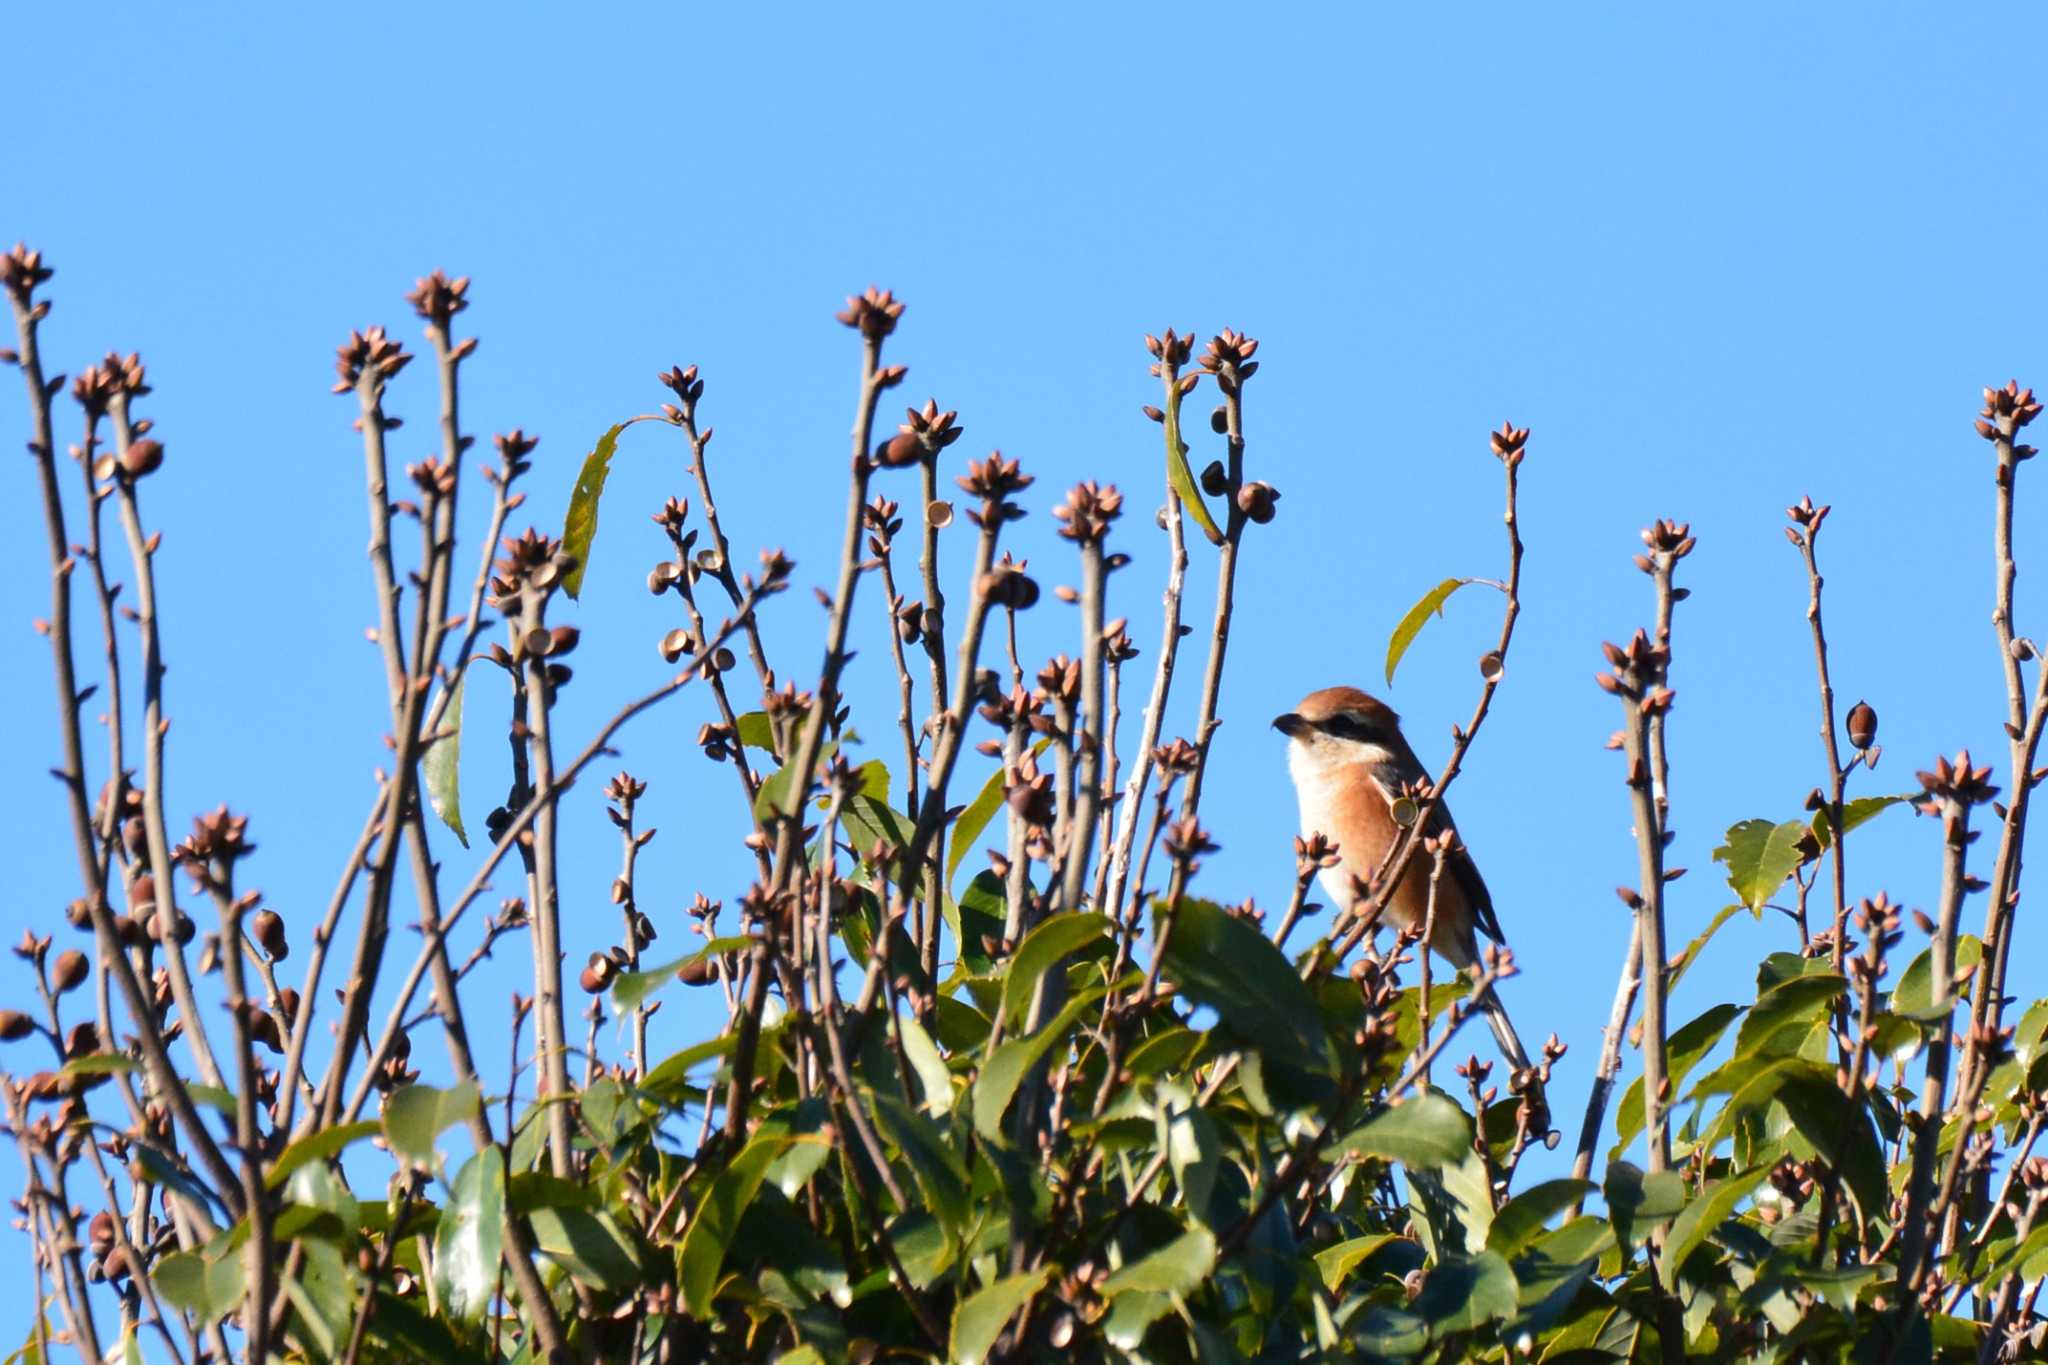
[3,247,2047,1362]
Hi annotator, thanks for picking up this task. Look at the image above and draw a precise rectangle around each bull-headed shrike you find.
[1274,686,1540,1090]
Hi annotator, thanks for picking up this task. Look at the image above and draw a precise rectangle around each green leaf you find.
[1604,1160,1686,1251]
[871,1093,969,1237]
[899,1011,955,1116]
[1158,1089,1222,1218]
[1313,1233,1398,1291]
[528,1205,641,1293]
[642,1032,742,1100]
[999,911,1110,1025]
[1160,897,1328,1074]
[1713,818,1812,913]
[1100,1227,1217,1298]
[971,987,1104,1142]
[1618,1001,1745,1147]
[1385,577,1477,686]
[58,1053,138,1076]
[1729,972,1845,1060]
[1811,793,1912,848]
[734,711,778,754]
[381,1081,480,1168]
[679,1123,793,1316]
[1893,936,1983,1021]
[1334,1092,1473,1170]
[1775,1065,1886,1220]
[267,1120,379,1190]
[611,935,750,1014]
[946,742,1047,893]
[423,667,468,847]
[1666,903,1745,994]
[1415,1249,1518,1335]
[1487,1178,1598,1260]
[1658,1164,1769,1283]
[560,422,625,600]
[154,1248,245,1323]
[433,1147,504,1324]
[1162,385,1223,547]
[949,1267,1049,1365]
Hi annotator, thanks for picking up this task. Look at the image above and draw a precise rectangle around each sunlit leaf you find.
[1385,577,1477,686]
[422,667,467,846]
[680,1122,793,1316]
[382,1081,480,1169]
[1415,1249,1518,1334]
[1618,1001,1744,1148]
[949,1268,1048,1365]
[560,422,625,599]
[433,1147,504,1324]
[529,1204,640,1292]
[1161,897,1327,1075]
[899,1011,955,1116]
[1713,818,1812,914]
[267,1120,379,1190]
[946,739,1050,893]
[1162,386,1223,546]
[1314,1233,1398,1292]
[612,934,750,1014]
[1100,1227,1217,1298]
[154,1248,245,1324]
[1487,1178,1598,1260]
[998,911,1110,1025]
[1810,793,1912,848]
[1892,936,1983,1021]
[1333,1092,1472,1170]
[1658,1164,1769,1284]
[971,988,1104,1143]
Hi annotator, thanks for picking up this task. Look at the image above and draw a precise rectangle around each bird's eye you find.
[1320,714,1376,743]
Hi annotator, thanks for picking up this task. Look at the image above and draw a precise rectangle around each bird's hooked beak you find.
[1271,712,1307,738]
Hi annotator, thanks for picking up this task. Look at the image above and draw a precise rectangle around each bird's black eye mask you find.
[1318,713,1389,745]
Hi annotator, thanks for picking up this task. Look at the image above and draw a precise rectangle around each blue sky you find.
[6,0,2046,1337]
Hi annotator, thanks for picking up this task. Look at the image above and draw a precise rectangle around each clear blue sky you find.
[7,0,2046,1339]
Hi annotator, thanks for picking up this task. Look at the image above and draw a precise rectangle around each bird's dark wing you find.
[1368,737,1507,946]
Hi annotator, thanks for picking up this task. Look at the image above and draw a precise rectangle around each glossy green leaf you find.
[529,1205,640,1292]
[1666,903,1745,993]
[422,667,467,847]
[1658,1164,1769,1283]
[872,1092,969,1236]
[267,1119,380,1190]
[560,422,625,600]
[1100,1227,1217,1298]
[1731,973,1845,1060]
[1893,935,1983,1021]
[1314,1233,1399,1291]
[998,911,1110,1025]
[899,1011,955,1116]
[1713,818,1811,913]
[612,934,750,1014]
[1159,1089,1222,1217]
[946,741,1046,892]
[433,1147,504,1324]
[1618,1001,1745,1147]
[58,1053,138,1076]
[680,1123,793,1316]
[154,1248,245,1323]
[734,710,777,753]
[971,988,1104,1142]
[1810,793,1912,848]
[1385,577,1477,686]
[1162,384,1223,546]
[1334,1092,1473,1170]
[1161,897,1327,1074]
[1604,1160,1686,1250]
[381,1081,479,1168]
[1416,1249,1518,1334]
[1487,1178,1598,1260]
[949,1267,1048,1365]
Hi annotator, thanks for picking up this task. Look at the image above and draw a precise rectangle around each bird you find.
[1272,685,1541,1093]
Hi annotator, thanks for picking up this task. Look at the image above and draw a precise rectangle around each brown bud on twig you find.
[251,910,287,961]
[51,950,88,994]
[1847,699,1878,751]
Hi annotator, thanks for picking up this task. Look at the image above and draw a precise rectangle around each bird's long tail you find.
[1478,984,1551,1129]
